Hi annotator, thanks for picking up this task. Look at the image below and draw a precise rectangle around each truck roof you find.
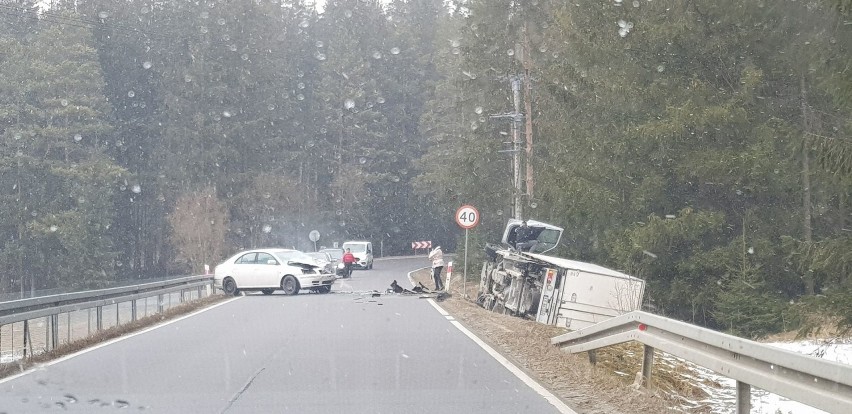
[525,253,641,281]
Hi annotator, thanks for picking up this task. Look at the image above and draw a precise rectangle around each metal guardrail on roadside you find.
[0,275,216,361]
[550,311,852,414]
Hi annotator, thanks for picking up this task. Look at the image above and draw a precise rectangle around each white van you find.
[341,241,374,269]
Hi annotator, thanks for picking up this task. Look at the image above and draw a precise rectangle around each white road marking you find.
[426,299,578,414]
[0,296,243,385]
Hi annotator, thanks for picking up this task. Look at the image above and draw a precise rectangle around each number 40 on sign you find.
[455,205,480,229]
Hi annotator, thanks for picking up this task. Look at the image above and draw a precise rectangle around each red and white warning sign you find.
[411,241,432,249]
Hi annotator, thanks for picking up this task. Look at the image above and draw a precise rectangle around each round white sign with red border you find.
[455,205,480,229]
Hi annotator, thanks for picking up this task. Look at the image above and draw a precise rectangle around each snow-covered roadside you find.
[664,339,852,413]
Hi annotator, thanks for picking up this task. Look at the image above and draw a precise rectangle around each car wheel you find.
[318,285,331,294]
[281,275,300,295]
[223,277,239,296]
[368,262,373,270]
[261,288,274,295]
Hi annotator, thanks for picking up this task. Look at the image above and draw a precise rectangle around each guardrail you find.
[0,275,216,362]
[550,311,852,413]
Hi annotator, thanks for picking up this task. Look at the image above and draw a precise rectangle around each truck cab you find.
[501,219,563,254]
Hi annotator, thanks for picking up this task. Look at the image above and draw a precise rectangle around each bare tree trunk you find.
[800,74,815,295]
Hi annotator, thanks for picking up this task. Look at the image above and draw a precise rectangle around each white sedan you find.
[214,248,336,296]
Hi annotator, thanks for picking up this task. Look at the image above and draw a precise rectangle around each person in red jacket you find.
[341,248,358,278]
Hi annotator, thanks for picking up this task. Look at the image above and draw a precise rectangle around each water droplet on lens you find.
[314,52,326,61]
[344,99,355,109]
[184,75,193,83]
[748,247,755,254]
[452,48,460,55]
[376,97,385,104]
[474,106,483,114]
[241,53,249,61]
[497,210,503,216]
[142,61,152,69]
[61,99,69,106]
[656,65,665,72]
[530,202,538,209]
[372,51,382,59]
[50,225,58,232]
[359,157,367,164]
[268,104,276,111]
[127,90,135,98]
[297,94,305,101]
[199,26,208,34]
[315,40,324,48]
[390,47,400,55]
[223,111,232,118]
[229,44,238,52]
[507,49,515,56]
[633,0,640,7]
[262,225,272,233]
[299,19,310,28]
[131,184,141,194]
[217,18,226,25]
[74,134,82,142]
[98,11,109,19]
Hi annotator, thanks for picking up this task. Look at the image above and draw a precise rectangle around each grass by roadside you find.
[411,268,687,414]
[0,294,229,380]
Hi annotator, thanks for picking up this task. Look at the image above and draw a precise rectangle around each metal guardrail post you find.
[641,344,654,388]
[45,316,50,351]
[96,306,103,331]
[131,299,137,322]
[736,381,751,413]
[23,320,29,358]
[157,294,164,313]
[51,314,58,351]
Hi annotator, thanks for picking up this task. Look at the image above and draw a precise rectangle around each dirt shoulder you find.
[411,269,682,414]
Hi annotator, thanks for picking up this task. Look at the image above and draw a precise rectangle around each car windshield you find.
[305,252,329,262]
[2,1,849,413]
[321,249,344,260]
[272,250,314,263]
[343,244,367,253]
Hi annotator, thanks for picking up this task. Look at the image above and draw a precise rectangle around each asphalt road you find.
[0,257,571,413]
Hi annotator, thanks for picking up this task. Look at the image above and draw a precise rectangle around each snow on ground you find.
[665,339,852,413]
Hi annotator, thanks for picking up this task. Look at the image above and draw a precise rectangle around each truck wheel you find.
[223,278,239,296]
[281,275,300,295]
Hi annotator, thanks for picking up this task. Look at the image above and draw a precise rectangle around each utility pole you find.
[491,77,525,220]
[511,77,524,220]
[522,21,535,202]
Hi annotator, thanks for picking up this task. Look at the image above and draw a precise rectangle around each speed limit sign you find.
[455,205,480,229]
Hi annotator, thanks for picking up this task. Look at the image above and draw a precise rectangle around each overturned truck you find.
[477,219,645,330]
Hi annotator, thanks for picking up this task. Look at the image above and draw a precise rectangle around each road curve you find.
[0,257,570,413]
